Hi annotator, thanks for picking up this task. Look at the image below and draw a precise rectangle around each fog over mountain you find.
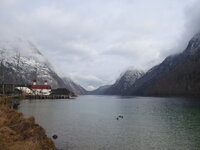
[0,38,66,88]
[90,32,200,96]
[0,38,86,94]
[126,32,200,96]
[0,0,200,90]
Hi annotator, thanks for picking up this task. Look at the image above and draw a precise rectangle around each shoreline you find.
[0,95,56,150]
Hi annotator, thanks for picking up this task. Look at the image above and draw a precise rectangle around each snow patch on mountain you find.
[0,37,87,94]
[186,32,200,54]
[117,69,145,89]
[101,68,145,95]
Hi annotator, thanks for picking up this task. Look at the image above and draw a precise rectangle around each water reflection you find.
[18,96,200,150]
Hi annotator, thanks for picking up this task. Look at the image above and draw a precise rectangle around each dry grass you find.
[0,96,56,150]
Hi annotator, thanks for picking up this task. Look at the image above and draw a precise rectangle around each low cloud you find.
[87,85,97,91]
[65,73,103,90]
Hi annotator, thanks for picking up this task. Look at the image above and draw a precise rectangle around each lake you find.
[18,95,200,150]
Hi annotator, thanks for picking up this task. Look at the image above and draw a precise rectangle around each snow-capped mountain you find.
[117,68,145,88]
[0,38,86,94]
[104,69,144,95]
[62,77,87,95]
[126,32,200,96]
[185,33,200,55]
[90,32,200,97]
[0,38,66,88]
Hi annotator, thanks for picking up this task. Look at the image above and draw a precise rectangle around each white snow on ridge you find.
[122,69,144,89]
[0,38,62,87]
[113,68,144,91]
[0,38,86,93]
[0,38,48,64]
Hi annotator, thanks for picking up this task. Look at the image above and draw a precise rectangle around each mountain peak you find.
[119,68,144,80]
[119,67,144,78]
[102,68,144,95]
[185,33,200,54]
[0,39,85,93]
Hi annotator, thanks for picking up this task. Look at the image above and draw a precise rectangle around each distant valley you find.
[1,32,200,97]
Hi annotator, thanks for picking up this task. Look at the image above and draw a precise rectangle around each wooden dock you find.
[26,95,70,99]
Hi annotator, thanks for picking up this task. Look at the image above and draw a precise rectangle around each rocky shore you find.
[0,95,56,150]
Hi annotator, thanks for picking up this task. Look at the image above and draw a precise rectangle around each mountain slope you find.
[62,77,87,95]
[88,85,111,95]
[0,38,86,94]
[0,39,66,88]
[127,33,200,96]
[104,69,145,95]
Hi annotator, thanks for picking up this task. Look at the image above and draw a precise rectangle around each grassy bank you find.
[0,95,56,150]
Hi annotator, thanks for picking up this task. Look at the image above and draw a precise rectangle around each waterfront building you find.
[31,80,52,95]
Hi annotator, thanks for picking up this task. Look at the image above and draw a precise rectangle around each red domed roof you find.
[31,85,51,89]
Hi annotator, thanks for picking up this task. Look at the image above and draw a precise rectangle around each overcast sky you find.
[0,0,200,90]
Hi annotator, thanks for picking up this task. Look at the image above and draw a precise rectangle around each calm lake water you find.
[18,95,200,150]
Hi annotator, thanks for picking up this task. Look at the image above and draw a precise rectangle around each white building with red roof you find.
[31,80,52,95]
